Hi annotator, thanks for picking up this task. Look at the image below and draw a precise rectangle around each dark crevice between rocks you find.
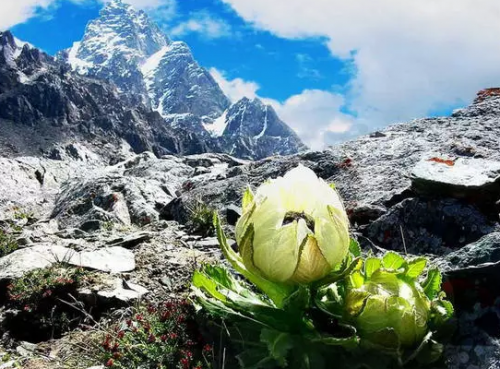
[444,264,500,312]
[0,278,131,343]
[361,197,498,255]
[34,169,44,186]
[383,188,416,209]
[0,280,98,343]
[412,181,500,221]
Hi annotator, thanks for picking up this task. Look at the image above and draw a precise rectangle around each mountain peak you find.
[56,2,305,159]
[101,0,133,15]
[0,30,15,47]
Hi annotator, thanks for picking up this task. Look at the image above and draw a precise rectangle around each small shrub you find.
[103,221,115,231]
[7,265,89,309]
[187,201,216,238]
[99,300,213,369]
[0,207,35,258]
[5,265,94,341]
[0,229,18,257]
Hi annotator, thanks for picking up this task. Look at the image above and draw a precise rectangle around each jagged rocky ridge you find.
[0,88,500,367]
[0,30,226,159]
[58,0,306,160]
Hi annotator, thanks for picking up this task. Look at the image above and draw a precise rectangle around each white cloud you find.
[220,0,500,130]
[212,68,354,149]
[270,90,356,150]
[0,0,58,30]
[170,11,232,39]
[210,68,259,102]
[101,0,176,11]
[0,0,176,30]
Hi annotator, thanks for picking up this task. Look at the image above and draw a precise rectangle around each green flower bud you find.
[235,165,350,285]
[341,253,453,350]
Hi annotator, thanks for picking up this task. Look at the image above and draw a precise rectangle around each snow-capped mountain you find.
[61,0,168,105]
[0,30,216,159]
[60,0,306,159]
[61,0,229,118]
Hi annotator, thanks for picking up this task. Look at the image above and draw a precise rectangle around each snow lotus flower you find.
[235,165,350,285]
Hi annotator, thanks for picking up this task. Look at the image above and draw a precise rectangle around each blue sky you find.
[11,0,350,101]
[3,0,500,148]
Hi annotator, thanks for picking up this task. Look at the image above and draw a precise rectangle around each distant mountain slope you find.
[59,0,306,159]
[0,30,217,159]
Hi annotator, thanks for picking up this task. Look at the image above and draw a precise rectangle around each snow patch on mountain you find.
[141,45,170,94]
[254,106,268,139]
[203,111,228,137]
[67,42,94,73]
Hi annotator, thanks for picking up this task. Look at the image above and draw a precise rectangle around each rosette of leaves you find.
[191,212,364,369]
[316,251,454,367]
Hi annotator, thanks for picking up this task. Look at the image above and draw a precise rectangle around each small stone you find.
[16,342,37,356]
[161,276,173,289]
[55,228,90,239]
[411,157,500,205]
[0,361,16,369]
[458,351,469,364]
[97,279,148,303]
[194,166,211,176]
[107,232,152,248]
[181,234,202,242]
[189,238,219,249]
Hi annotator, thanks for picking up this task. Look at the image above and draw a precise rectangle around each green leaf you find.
[364,257,381,279]
[261,329,294,367]
[344,290,370,318]
[282,286,311,316]
[213,212,294,308]
[192,269,227,302]
[242,186,255,213]
[311,325,360,349]
[192,266,304,332]
[414,339,444,365]
[382,252,406,270]
[313,257,362,289]
[314,284,345,319]
[349,238,361,258]
[237,348,277,369]
[405,258,427,279]
[431,299,454,326]
[361,328,401,353]
[349,271,364,289]
[422,268,442,300]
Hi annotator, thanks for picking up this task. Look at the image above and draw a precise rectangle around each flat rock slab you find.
[74,247,135,273]
[97,280,149,303]
[0,245,135,280]
[411,157,500,202]
[0,245,70,280]
[444,233,500,271]
[79,277,148,304]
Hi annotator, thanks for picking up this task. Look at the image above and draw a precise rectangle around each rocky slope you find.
[1,12,500,366]
[0,90,499,368]
[163,90,500,369]
[60,0,306,160]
